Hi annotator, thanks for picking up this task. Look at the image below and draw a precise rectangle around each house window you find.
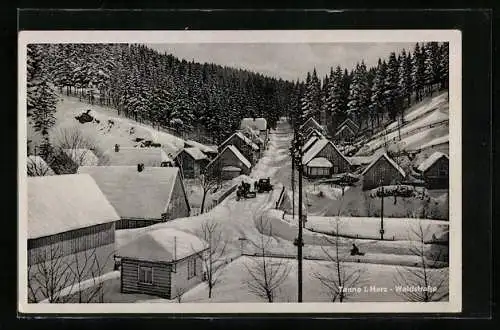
[333,165,339,174]
[438,164,448,177]
[138,266,153,284]
[187,257,197,279]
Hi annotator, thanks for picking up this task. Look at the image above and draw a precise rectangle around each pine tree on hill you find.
[424,42,441,96]
[439,42,449,90]
[370,58,387,128]
[326,66,346,132]
[384,52,403,138]
[398,48,413,110]
[412,43,426,102]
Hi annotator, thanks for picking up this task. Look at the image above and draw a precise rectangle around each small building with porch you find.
[206,145,252,180]
[174,147,210,179]
[117,228,208,300]
[361,153,406,190]
[416,151,449,189]
[218,132,260,165]
[302,139,351,178]
[78,165,190,230]
[27,174,120,303]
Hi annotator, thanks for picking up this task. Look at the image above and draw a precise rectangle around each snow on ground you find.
[177,256,449,303]
[418,135,449,151]
[296,215,449,242]
[390,125,449,153]
[386,92,449,130]
[30,95,213,158]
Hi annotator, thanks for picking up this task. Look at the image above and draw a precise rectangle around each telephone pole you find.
[292,130,304,302]
[379,183,385,240]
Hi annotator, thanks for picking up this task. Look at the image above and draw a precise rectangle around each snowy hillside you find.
[355,92,449,157]
[28,95,197,157]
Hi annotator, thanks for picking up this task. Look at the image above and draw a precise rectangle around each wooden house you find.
[78,166,190,230]
[334,124,357,143]
[302,139,351,178]
[218,132,260,165]
[184,140,218,160]
[302,135,321,154]
[240,117,269,146]
[206,145,251,180]
[174,147,210,179]
[336,118,359,133]
[62,148,100,167]
[305,128,325,142]
[104,145,174,167]
[27,174,120,302]
[117,228,208,299]
[361,153,406,190]
[299,117,326,136]
[27,155,55,176]
[416,152,449,189]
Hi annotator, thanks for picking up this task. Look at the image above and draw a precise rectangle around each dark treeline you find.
[28,43,296,146]
[290,42,449,136]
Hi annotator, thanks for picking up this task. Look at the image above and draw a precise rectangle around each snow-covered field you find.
[29,95,207,157]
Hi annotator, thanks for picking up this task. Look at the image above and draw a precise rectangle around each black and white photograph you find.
[18,30,461,313]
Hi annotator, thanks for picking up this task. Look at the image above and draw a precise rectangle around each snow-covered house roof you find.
[361,153,406,178]
[222,166,242,172]
[299,117,323,132]
[78,166,189,220]
[240,117,268,131]
[305,128,324,140]
[334,124,356,137]
[338,118,359,130]
[181,147,208,161]
[185,140,218,154]
[63,148,100,166]
[302,136,320,152]
[28,174,120,239]
[307,157,333,168]
[302,139,350,166]
[417,152,449,173]
[220,132,259,151]
[225,145,251,169]
[27,155,55,176]
[104,147,172,167]
[117,228,208,263]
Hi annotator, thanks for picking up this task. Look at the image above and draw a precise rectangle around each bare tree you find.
[393,222,449,302]
[313,218,366,302]
[174,286,188,303]
[27,244,76,303]
[199,172,219,214]
[243,217,291,302]
[196,220,229,299]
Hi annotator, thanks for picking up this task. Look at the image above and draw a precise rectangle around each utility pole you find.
[291,159,295,220]
[380,184,385,240]
[292,130,304,303]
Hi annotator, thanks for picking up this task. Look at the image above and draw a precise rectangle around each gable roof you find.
[208,145,251,171]
[307,157,333,168]
[334,124,356,137]
[220,132,259,151]
[302,136,320,153]
[338,118,359,130]
[185,140,218,154]
[117,228,208,262]
[305,128,325,140]
[302,139,351,166]
[27,155,55,176]
[63,148,100,166]
[361,153,406,178]
[417,152,449,173]
[299,117,323,132]
[181,147,208,161]
[346,155,376,166]
[240,117,268,131]
[78,166,189,220]
[28,174,120,239]
[104,147,172,167]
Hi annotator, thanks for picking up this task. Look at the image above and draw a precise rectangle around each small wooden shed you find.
[218,132,260,165]
[302,139,351,178]
[206,145,251,180]
[117,228,208,299]
[416,151,449,189]
[361,153,406,190]
[78,166,191,229]
[174,147,209,179]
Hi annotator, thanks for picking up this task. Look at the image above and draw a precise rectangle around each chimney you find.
[137,163,144,172]
[114,144,120,152]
